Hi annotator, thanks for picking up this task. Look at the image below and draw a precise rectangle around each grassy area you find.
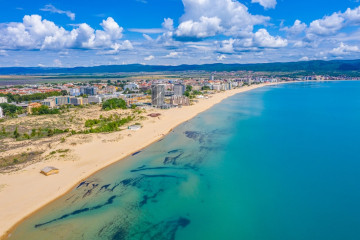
[0,151,43,170]
[82,114,134,133]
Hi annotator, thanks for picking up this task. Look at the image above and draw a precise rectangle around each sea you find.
[8,81,360,240]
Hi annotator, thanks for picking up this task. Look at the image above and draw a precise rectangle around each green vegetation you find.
[32,105,60,115]
[0,103,24,117]
[202,86,211,90]
[0,91,66,103]
[184,89,203,99]
[0,126,69,140]
[0,151,43,169]
[102,98,127,111]
[83,114,134,133]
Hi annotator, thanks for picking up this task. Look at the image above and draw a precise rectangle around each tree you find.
[102,98,127,110]
[32,105,60,115]
[186,85,193,92]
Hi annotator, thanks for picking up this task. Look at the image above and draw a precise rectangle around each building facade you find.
[0,106,3,118]
[151,84,165,107]
[80,86,97,96]
[170,95,190,106]
[173,84,185,96]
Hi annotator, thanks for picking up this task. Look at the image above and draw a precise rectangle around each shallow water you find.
[9,81,360,240]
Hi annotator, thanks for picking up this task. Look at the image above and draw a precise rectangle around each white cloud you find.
[253,29,288,48]
[164,52,180,58]
[217,29,287,53]
[143,34,153,41]
[144,55,155,61]
[175,0,269,39]
[0,15,131,52]
[162,18,174,31]
[299,56,309,61]
[251,0,277,9]
[175,16,222,39]
[0,50,8,56]
[343,6,360,24]
[282,20,307,36]
[217,54,226,61]
[218,38,235,53]
[307,12,345,36]
[329,42,360,56]
[306,6,360,38]
[40,4,75,20]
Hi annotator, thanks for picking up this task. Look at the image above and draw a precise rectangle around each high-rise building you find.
[151,84,165,107]
[173,84,185,96]
[80,86,97,96]
[70,88,81,96]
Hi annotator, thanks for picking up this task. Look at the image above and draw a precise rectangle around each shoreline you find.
[0,82,286,239]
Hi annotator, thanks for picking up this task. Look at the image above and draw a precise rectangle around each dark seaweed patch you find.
[139,189,164,207]
[129,217,191,240]
[132,151,141,156]
[130,166,183,173]
[35,196,118,228]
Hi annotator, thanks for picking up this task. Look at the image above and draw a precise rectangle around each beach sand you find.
[0,83,280,238]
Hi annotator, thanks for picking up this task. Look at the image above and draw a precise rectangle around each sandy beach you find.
[0,83,280,238]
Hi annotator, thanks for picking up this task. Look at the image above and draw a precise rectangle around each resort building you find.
[0,97,7,103]
[69,88,81,96]
[80,86,98,96]
[170,95,190,106]
[88,96,102,104]
[124,82,139,91]
[151,84,165,107]
[70,97,84,106]
[42,98,56,108]
[174,84,185,96]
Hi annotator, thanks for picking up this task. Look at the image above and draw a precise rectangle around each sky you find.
[1,0,360,67]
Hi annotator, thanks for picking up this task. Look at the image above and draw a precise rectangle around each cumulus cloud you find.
[251,0,277,9]
[329,42,360,56]
[175,16,222,39]
[164,52,180,58]
[306,6,360,38]
[253,29,288,48]
[175,0,269,39]
[281,20,307,36]
[144,55,155,61]
[218,29,287,52]
[307,12,345,36]
[40,4,75,20]
[0,15,132,52]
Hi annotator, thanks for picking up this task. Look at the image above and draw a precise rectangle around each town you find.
[1,71,355,120]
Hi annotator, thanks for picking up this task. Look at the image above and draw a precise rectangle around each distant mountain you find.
[1,59,360,75]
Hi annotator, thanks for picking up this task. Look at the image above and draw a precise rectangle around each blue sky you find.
[1,0,360,67]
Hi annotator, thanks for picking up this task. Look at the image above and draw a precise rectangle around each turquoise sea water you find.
[8,81,360,240]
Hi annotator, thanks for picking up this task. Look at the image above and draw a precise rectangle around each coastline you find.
[0,82,285,239]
